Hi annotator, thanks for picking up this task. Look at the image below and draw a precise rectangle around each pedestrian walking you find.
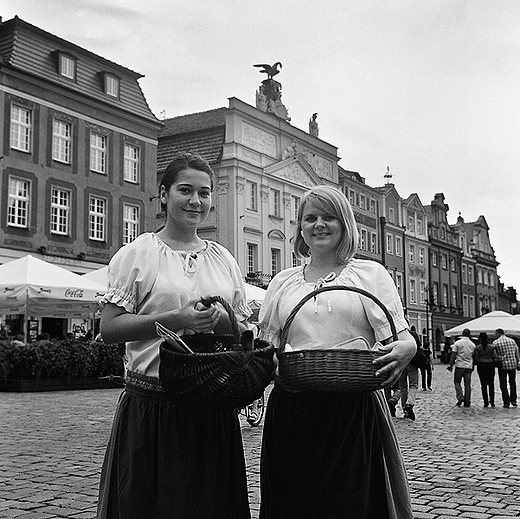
[473,332,496,407]
[96,152,252,519]
[447,328,476,407]
[419,340,433,391]
[492,328,520,408]
[398,326,422,420]
[258,185,415,519]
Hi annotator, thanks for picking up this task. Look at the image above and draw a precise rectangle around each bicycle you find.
[238,392,266,427]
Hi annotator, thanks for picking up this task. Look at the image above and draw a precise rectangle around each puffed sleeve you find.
[101,234,159,314]
[258,269,298,348]
[348,261,409,342]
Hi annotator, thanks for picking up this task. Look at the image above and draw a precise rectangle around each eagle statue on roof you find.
[253,62,282,80]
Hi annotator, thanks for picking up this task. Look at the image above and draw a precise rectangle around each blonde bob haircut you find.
[294,185,359,264]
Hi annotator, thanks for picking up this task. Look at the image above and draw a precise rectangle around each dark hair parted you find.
[159,152,215,214]
[478,332,488,349]
[293,185,359,264]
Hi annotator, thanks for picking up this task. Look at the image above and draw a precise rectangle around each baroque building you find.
[158,97,339,284]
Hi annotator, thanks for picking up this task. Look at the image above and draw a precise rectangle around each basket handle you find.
[279,285,398,353]
[200,295,241,345]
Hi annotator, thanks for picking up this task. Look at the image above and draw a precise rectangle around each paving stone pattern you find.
[1,360,519,518]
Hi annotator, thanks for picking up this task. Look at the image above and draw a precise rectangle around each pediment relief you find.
[264,155,322,189]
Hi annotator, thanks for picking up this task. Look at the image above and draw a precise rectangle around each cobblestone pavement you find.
[1,360,520,518]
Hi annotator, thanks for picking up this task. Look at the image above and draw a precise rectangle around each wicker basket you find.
[277,286,398,393]
[159,295,274,411]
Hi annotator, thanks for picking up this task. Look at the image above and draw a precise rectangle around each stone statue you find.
[282,139,298,159]
[309,113,319,137]
[253,62,282,79]
[254,62,291,121]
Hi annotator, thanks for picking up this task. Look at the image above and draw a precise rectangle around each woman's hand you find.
[176,298,222,333]
[372,329,417,388]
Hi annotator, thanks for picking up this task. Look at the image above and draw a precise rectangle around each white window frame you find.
[452,287,457,308]
[463,294,469,316]
[360,228,367,251]
[388,207,395,224]
[89,195,107,242]
[59,54,76,79]
[246,181,258,211]
[417,217,423,235]
[105,74,120,98]
[52,120,72,164]
[124,143,140,183]
[407,213,415,232]
[468,266,474,286]
[271,248,281,277]
[8,177,30,228]
[395,273,403,298]
[348,189,355,206]
[469,295,475,317]
[418,247,425,266]
[370,232,377,254]
[431,251,437,267]
[90,132,107,174]
[386,234,393,255]
[370,199,376,214]
[50,187,71,235]
[395,236,402,257]
[359,194,366,210]
[10,105,32,152]
[409,243,416,264]
[247,243,258,273]
[123,203,140,244]
[443,284,449,307]
[410,279,417,304]
[420,280,426,304]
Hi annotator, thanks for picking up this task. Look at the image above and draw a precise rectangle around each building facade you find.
[0,17,161,336]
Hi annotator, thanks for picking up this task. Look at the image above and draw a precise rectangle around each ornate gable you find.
[264,154,322,189]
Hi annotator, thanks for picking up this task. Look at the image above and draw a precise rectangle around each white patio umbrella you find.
[0,255,106,320]
[444,310,520,339]
[83,265,108,288]
[244,282,267,308]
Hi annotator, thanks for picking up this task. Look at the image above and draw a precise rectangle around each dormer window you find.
[59,53,77,80]
[104,74,120,98]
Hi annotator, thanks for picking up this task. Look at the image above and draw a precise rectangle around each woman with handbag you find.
[474,332,497,407]
[97,152,252,519]
[258,185,416,519]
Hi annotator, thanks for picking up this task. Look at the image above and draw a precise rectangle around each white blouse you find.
[102,233,251,377]
[259,259,408,351]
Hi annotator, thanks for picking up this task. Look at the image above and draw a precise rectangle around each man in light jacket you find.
[447,328,476,407]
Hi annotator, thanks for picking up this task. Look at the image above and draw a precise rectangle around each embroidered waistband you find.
[125,370,165,393]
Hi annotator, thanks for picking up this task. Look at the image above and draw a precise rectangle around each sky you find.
[3,0,520,291]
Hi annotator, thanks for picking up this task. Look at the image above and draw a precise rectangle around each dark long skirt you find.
[260,384,412,519]
[97,384,251,519]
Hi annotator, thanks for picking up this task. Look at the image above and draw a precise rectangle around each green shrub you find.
[0,340,13,384]
[0,338,124,383]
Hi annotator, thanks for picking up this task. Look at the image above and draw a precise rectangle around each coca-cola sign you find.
[65,289,85,298]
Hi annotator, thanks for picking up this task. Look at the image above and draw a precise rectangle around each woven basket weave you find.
[277,286,398,393]
[159,295,274,411]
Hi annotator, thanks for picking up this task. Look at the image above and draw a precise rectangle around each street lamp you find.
[423,284,435,352]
